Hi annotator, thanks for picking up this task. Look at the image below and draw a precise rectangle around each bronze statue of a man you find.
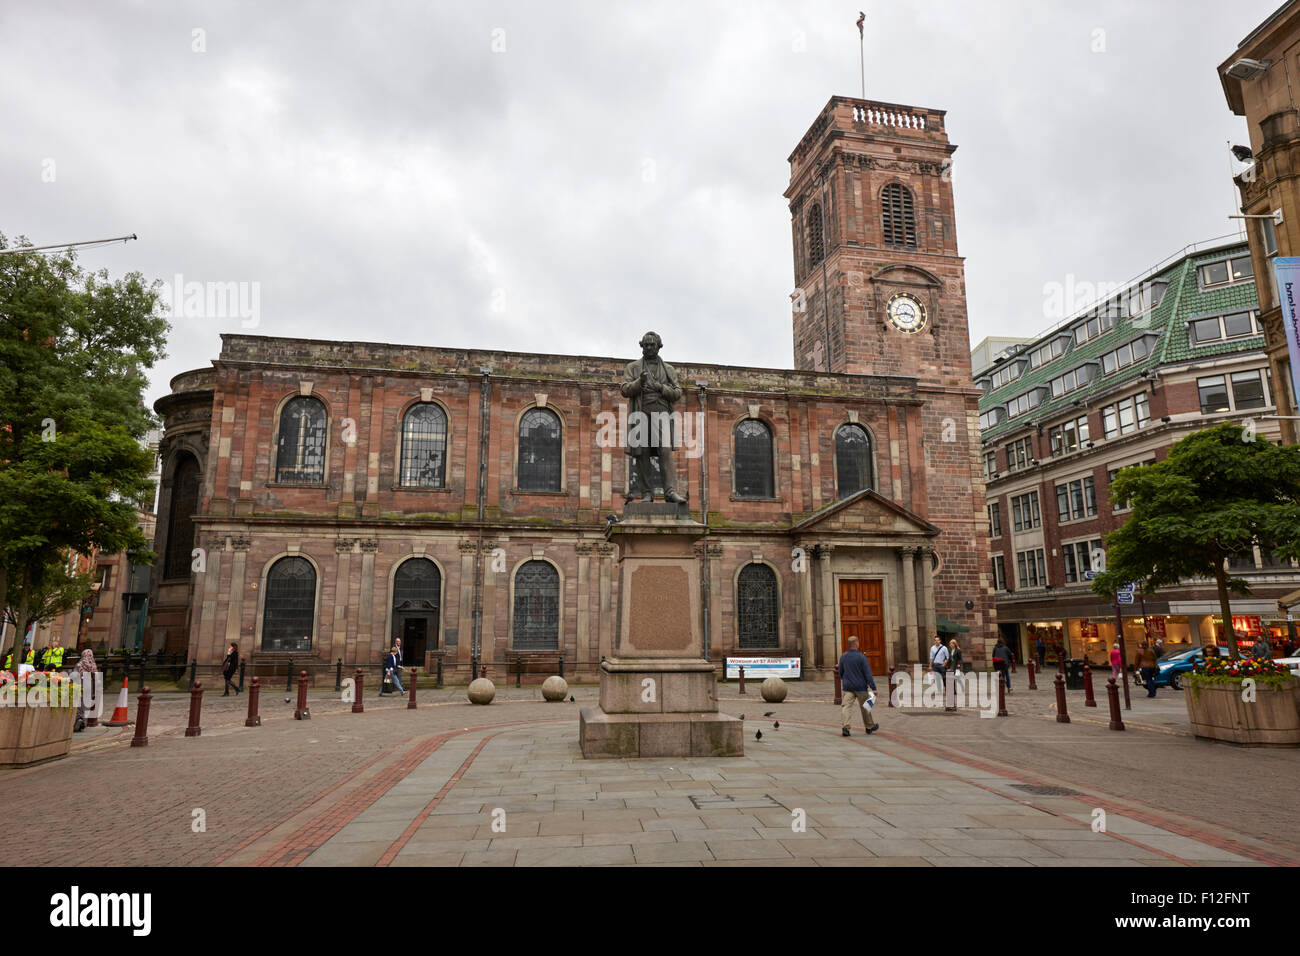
[621,331,686,504]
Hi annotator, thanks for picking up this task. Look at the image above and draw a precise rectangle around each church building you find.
[147,96,994,683]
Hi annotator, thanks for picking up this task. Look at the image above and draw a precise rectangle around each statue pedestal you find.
[579,503,743,758]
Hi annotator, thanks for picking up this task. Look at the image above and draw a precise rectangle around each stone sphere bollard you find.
[760,677,788,703]
[467,677,496,705]
[541,675,568,702]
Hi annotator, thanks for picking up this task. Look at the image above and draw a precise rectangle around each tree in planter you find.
[0,236,168,658]
[1092,422,1300,659]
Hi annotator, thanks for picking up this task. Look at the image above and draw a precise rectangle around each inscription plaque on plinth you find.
[579,503,743,758]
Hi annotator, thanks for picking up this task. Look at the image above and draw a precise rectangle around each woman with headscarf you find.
[73,649,97,732]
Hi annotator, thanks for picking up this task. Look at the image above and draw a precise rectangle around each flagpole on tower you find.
[857,11,866,99]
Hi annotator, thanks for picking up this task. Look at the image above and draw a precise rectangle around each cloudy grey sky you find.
[1,0,1279,407]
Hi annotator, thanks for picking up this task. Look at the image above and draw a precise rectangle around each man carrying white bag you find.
[838,635,879,738]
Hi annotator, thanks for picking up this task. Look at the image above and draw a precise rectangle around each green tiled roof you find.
[978,240,1261,442]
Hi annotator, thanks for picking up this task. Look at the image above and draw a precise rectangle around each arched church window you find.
[164,455,201,579]
[262,557,316,653]
[835,424,874,499]
[734,419,774,499]
[518,408,562,492]
[513,561,559,650]
[400,403,447,488]
[275,396,327,483]
[737,564,779,649]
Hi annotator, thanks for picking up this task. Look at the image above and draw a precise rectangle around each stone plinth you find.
[579,506,743,758]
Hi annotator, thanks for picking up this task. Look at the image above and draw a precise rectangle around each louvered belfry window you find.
[734,419,775,498]
[807,203,825,269]
[835,424,874,499]
[262,557,316,653]
[513,560,559,650]
[401,403,447,488]
[737,564,779,649]
[881,183,917,248]
[275,396,327,483]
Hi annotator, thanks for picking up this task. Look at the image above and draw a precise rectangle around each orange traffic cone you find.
[105,677,131,726]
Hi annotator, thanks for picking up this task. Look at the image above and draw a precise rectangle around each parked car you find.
[1154,645,1230,690]
[1274,656,1300,679]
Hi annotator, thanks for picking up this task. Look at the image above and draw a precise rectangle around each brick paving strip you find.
[247,717,571,867]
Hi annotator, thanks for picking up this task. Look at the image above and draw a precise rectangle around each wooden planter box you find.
[1185,678,1300,746]
[0,706,76,767]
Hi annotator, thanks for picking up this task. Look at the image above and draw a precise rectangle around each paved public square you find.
[3,676,1297,867]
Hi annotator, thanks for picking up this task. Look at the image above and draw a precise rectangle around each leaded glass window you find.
[393,558,440,611]
[513,561,559,650]
[400,403,447,488]
[164,455,200,579]
[835,424,873,499]
[737,564,779,649]
[275,396,327,483]
[734,419,774,498]
[518,408,562,492]
[881,183,917,248]
[262,557,316,652]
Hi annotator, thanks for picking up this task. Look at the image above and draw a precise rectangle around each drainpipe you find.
[696,381,710,663]
[472,367,492,670]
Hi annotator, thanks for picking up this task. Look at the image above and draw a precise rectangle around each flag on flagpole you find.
[857,12,866,37]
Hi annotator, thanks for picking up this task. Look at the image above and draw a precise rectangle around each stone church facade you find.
[147,96,993,683]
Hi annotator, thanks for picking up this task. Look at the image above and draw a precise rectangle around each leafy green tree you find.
[0,235,168,659]
[1092,422,1300,658]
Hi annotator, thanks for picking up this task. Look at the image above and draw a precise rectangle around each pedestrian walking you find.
[1109,642,1123,685]
[1137,642,1158,697]
[384,645,405,694]
[1036,635,1046,669]
[992,636,1012,692]
[222,642,241,696]
[928,635,949,692]
[837,636,878,737]
[945,638,964,711]
[73,648,97,732]
[1152,637,1165,659]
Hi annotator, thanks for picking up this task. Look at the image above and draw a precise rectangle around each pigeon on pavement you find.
[755,729,763,740]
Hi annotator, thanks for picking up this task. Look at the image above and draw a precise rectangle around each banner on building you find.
[1270,257,1300,412]
[725,657,802,679]
[1147,616,1166,640]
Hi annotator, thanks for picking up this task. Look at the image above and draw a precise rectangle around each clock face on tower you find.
[886,292,928,334]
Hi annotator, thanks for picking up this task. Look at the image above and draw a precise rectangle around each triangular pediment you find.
[792,488,940,537]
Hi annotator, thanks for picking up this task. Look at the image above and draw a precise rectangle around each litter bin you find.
[1063,658,1086,691]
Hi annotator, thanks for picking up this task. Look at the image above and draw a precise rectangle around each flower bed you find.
[1185,659,1300,746]
[0,671,81,767]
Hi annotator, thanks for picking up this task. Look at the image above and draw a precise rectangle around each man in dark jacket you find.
[992,637,1013,693]
[837,636,878,737]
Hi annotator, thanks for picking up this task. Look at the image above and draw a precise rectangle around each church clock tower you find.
[786,96,971,386]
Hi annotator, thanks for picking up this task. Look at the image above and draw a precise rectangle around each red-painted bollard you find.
[1107,678,1125,731]
[245,675,261,727]
[738,665,746,695]
[997,671,1008,716]
[833,665,842,705]
[294,669,310,720]
[407,668,418,710]
[1027,660,1037,690]
[1083,661,1097,707]
[480,665,486,679]
[130,686,152,748]
[185,680,203,737]
[352,668,364,713]
[1054,673,1070,723]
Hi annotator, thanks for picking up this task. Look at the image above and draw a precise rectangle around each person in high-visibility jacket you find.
[46,640,65,670]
